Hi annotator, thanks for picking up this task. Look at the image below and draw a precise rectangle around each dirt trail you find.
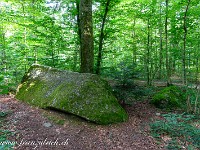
[0,95,165,150]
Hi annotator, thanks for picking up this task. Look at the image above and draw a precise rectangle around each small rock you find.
[156,113,161,116]
[43,122,52,128]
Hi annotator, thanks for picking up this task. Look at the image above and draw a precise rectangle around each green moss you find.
[16,80,50,108]
[42,112,65,125]
[151,86,185,109]
[16,64,128,125]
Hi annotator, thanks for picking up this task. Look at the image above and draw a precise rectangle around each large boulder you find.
[16,65,128,124]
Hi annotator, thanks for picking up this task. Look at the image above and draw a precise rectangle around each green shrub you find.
[0,85,9,95]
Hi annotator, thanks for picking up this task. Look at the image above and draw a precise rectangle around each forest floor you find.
[0,93,167,150]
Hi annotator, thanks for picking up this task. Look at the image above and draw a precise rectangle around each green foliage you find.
[103,59,136,87]
[112,83,158,105]
[150,113,200,150]
[0,85,9,95]
[115,61,135,86]
[113,85,144,105]
[0,72,20,94]
[0,111,14,150]
[0,75,8,94]
[151,86,185,109]
[0,0,200,94]
[0,112,8,117]
[0,131,14,150]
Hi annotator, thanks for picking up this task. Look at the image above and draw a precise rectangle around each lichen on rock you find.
[16,64,128,124]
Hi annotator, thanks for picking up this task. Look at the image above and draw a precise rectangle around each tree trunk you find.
[146,19,151,86]
[79,0,94,73]
[132,18,137,67]
[182,0,191,85]
[21,3,28,71]
[74,0,81,71]
[195,41,199,85]
[96,0,110,75]
[0,26,7,72]
[165,0,171,86]
[76,0,81,42]
[158,1,163,79]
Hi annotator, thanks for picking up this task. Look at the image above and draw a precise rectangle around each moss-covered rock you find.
[16,64,128,124]
[150,86,185,109]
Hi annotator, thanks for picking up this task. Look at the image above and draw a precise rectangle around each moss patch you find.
[16,65,128,125]
[150,86,185,109]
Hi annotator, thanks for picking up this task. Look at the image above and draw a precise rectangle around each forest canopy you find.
[0,0,200,93]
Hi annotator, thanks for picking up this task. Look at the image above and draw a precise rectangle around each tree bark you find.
[158,1,163,79]
[21,3,28,71]
[165,0,171,86]
[146,19,151,86]
[132,18,137,67]
[182,0,191,85]
[196,42,199,84]
[76,0,81,42]
[0,26,6,72]
[79,0,94,73]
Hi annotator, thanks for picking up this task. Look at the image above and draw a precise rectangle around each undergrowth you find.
[150,113,200,150]
[112,81,158,105]
[0,111,14,150]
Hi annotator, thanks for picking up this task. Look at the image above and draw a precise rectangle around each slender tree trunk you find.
[151,30,159,81]
[79,0,94,73]
[196,57,199,84]
[165,0,171,86]
[196,42,199,84]
[146,19,151,86]
[182,0,191,85]
[33,47,38,64]
[21,3,28,71]
[74,0,81,71]
[158,1,163,79]
[0,26,6,72]
[73,31,79,71]
[51,42,55,67]
[132,18,137,66]
[76,0,81,42]
[96,0,110,74]
[33,1,38,64]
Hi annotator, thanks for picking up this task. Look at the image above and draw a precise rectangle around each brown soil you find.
[0,95,166,150]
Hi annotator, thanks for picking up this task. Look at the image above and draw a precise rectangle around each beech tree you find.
[79,0,94,73]
[182,0,191,85]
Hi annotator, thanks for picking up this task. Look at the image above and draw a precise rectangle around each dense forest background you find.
[0,0,200,94]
